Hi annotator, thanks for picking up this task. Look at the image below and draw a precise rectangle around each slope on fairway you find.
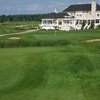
[0,45,100,100]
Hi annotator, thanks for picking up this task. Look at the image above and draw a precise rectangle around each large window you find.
[43,20,53,24]
[48,20,52,24]
[96,19,99,23]
[63,20,70,24]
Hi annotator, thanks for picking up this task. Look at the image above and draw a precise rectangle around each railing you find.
[84,23,88,29]
[87,24,91,29]
[40,24,58,27]
[69,24,82,30]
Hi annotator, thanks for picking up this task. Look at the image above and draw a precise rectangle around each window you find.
[58,22,62,25]
[97,14,100,17]
[63,20,69,24]
[89,12,91,14]
[86,11,89,13]
[77,14,79,16]
[53,20,57,24]
[76,14,82,17]
[48,20,52,24]
[43,20,47,24]
[96,19,99,23]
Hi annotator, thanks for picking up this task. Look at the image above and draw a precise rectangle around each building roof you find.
[42,13,70,19]
[63,4,100,12]
[97,4,100,10]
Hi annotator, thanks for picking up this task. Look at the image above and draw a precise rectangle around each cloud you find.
[1,4,43,12]
[25,4,43,11]
[48,1,67,12]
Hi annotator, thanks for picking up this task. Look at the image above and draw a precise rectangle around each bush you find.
[81,21,86,30]
[89,22,94,29]
[14,27,27,31]
[0,39,70,48]
[96,25,100,29]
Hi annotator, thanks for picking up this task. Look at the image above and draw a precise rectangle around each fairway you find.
[0,30,100,100]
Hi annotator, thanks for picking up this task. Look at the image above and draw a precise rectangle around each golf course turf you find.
[0,30,100,100]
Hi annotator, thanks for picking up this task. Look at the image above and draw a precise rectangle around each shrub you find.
[89,22,94,29]
[14,27,27,31]
[96,25,100,30]
[0,39,70,48]
[81,21,86,30]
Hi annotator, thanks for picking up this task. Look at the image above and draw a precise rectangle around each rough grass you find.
[0,21,40,34]
[0,30,100,48]
[0,39,70,48]
[0,30,100,100]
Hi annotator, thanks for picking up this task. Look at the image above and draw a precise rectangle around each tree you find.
[90,22,94,29]
[81,21,86,30]
[0,15,7,23]
[0,14,46,22]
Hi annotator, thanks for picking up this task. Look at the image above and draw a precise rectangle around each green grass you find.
[0,30,100,100]
[0,21,40,34]
[0,30,100,47]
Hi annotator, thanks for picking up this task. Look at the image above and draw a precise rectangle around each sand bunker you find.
[85,39,100,43]
[8,37,21,40]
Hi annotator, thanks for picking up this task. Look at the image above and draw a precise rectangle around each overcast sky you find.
[0,0,100,15]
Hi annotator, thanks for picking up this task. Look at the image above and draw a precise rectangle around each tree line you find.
[0,14,46,23]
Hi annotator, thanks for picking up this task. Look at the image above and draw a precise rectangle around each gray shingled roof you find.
[63,4,100,12]
[43,13,70,19]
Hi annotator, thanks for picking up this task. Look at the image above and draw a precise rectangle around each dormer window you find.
[97,14,100,16]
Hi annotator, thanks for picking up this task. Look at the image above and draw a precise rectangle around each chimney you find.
[91,0,96,17]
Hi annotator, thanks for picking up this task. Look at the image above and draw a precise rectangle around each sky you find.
[0,0,100,15]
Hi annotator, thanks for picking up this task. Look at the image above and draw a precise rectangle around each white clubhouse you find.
[40,1,100,31]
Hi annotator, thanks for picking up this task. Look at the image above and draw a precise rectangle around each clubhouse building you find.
[40,1,100,31]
